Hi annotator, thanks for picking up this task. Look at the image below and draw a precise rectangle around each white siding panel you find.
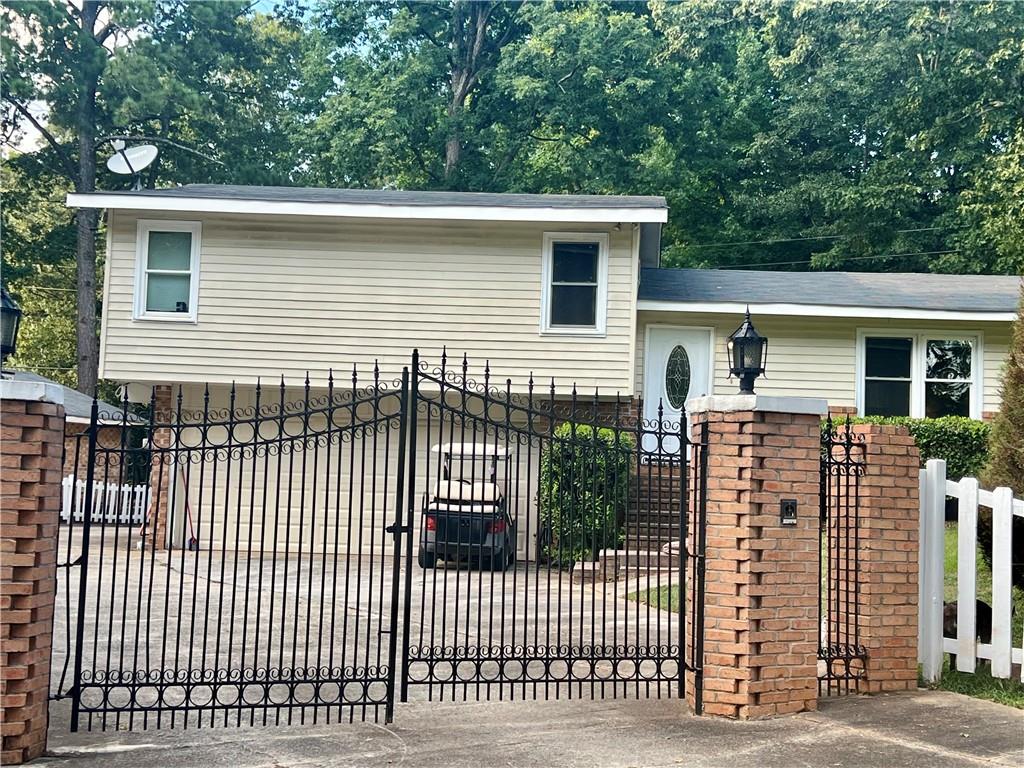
[101,212,639,393]
[635,311,1011,413]
[166,385,542,559]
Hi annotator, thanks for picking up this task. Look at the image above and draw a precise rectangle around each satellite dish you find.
[106,144,159,189]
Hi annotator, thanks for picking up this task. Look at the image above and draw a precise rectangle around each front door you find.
[643,326,713,453]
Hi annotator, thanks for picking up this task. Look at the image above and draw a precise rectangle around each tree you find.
[651,0,1024,274]
[983,288,1024,495]
[979,287,1024,590]
[2,1,301,392]
[299,1,525,189]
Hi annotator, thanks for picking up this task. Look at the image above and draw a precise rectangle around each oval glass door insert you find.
[665,345,691,410]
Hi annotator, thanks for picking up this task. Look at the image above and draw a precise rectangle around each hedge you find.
[539,422,634,563]
[823,415,990,479]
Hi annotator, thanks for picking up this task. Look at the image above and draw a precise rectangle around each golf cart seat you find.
[432,480,501,504]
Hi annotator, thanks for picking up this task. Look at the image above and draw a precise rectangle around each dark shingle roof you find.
[103,184,667,210]
[9,371,144,423]
[639,268,1021,314]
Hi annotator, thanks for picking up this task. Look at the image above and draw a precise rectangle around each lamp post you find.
[727,307,767,395]
[1,286,22,374]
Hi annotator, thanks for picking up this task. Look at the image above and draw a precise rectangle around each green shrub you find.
[980,288,1024,590]
[982,287,1024,496]
[539,422,634,563]
[824,415,990,478]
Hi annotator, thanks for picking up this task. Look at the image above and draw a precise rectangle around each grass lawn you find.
[923,659,1024,709]
[630,584,680,613]
[629,523,1024,708]
[942,522,1024,648]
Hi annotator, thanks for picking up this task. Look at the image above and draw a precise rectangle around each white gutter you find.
[66,193,668,224]
[636,299,1016,322]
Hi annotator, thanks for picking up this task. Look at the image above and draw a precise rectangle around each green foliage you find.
[4,1,1024,389]
[982,289,1024,496]
[630,584,680,614]
[831,416,990,480]
[539,422,634,563]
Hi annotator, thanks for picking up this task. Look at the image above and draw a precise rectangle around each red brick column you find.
[686,395,826,719]
[1,384,65,764]
[849,424,920,693]
[145,385,173,549]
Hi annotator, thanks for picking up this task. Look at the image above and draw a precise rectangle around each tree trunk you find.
[74,1,101,395]
[444,112,462,181]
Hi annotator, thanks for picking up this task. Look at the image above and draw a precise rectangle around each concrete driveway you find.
[43,691,1024,768]
[52,537,682,729]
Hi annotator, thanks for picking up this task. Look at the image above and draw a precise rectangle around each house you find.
[6,370,143,478]
[64,185,1021,554]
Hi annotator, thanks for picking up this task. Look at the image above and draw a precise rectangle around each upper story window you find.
[133,220,201,322]
[541,232,609,336]
[858,331,980,419]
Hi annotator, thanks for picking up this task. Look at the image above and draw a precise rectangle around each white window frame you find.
[540,232,609,337]
[855,329,983,419]
[133,219,201,323]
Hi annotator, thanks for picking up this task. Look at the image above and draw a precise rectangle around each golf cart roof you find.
[431,480,501,504]
[432,442,508,458]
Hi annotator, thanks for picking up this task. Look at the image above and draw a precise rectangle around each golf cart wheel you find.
[485,551,511,571]
[418,549,437,569]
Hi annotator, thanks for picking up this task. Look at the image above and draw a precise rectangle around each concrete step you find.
[571,547,680,583]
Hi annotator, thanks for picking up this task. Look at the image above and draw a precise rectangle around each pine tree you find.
[983,287,1024,494]
[979,285,1024,591]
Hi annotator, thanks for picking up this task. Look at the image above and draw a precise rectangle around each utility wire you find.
[682,226,945,249]
[717,248,960,270]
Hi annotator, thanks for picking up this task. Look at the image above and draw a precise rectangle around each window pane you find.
[665,345,691,410]
[147,231,192,270]
[550,285,596,326]
[552,242,598,283]
[146,274,191,312]
[865,337,912,378]
[926,339,972,380]
[864,379,911,417]
[925,382,970,418]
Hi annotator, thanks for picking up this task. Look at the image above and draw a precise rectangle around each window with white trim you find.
[541,233,608,335]
[858,332,980,418]
[134,221,200,321]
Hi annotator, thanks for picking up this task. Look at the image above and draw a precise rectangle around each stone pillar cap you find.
[0,378,65,406]
[686,394,827,416]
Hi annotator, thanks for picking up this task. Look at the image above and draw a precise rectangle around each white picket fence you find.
[60,476,151,526]
[919,458,1024,682]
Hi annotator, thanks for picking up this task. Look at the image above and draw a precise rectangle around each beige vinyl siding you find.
[636,311,1011,414]
[101,211,638,392]
[165,384,542,559]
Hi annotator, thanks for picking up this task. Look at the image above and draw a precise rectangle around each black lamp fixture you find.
[727,307,767,394]
[1,285,23,371]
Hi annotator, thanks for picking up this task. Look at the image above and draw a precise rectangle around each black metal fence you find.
[54,369,410,730]
[52,352,709,730]
[818,416,868,695]
[402,351,706,706]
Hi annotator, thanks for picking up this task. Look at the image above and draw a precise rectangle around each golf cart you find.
[418,442,515,570]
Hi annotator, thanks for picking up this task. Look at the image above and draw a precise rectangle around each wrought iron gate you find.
[400,352,705,707]
[53,352,707,729]
[53,368,410,730]
[818,416,868,695]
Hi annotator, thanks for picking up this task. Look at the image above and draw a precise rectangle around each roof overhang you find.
[636,299,1016,323]
[66,192,668,224]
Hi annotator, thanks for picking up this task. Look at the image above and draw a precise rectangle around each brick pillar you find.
[145,385,173,549]
[686,394,826,719]
[849,423,921,693]
[1,381,65,764]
